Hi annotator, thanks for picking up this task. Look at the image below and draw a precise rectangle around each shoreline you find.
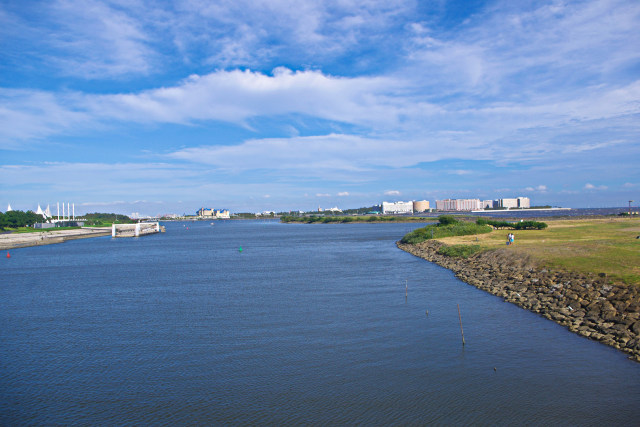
[397,240,640,362]
[0,228,112,250]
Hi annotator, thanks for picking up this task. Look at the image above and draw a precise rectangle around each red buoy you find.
[6,252,10,258]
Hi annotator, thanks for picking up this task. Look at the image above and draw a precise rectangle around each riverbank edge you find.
[0,228,112,250]
[397,240,640,362]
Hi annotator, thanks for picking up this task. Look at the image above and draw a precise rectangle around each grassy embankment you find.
[280,215,432,223]
[10,226,81,233]
[403,216,640,286]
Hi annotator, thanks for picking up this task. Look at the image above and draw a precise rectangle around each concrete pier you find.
[112,222,161,238]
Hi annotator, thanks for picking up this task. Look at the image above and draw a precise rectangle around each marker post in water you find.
[457,304,466,346]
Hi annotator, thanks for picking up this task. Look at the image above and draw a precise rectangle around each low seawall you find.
[397,241,640,362]
[0,228,112,250]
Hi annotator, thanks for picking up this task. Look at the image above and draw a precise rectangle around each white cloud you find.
[384,190,401,196]
[316,193,330,197]
[92,68,426,128]
[337,192,350,196]
[525,185,547,192]
[584,183,608,190]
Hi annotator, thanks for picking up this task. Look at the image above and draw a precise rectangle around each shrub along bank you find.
[476,218,548,230]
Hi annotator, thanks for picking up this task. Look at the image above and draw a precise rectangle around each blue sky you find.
[1,0,639,215]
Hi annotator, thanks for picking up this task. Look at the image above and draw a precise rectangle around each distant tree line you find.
[0,210,44,230]
[83,213,134,226]
[476,218,548,230]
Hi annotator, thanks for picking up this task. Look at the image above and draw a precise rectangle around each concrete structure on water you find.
[112,222,161,237]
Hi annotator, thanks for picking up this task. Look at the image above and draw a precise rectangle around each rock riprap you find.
[397,240,640,362]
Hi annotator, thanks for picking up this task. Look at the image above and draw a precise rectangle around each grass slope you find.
[430,217,640,285]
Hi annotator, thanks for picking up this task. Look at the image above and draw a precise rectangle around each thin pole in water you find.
[457,304,466,346]
[405,279,408,299]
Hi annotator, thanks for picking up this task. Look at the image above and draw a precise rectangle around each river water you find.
[1,221,639,425]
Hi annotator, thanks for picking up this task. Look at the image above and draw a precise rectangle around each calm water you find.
[1,221,639,425]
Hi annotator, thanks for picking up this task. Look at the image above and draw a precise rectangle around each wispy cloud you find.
[584,183,608,190]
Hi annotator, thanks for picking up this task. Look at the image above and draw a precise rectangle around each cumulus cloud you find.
[384,190,401,196]
[525,185,547,192]
[316,193,330,197]
[337,192,350,196]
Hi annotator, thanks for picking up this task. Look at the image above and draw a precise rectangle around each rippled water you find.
[1,221,639,425]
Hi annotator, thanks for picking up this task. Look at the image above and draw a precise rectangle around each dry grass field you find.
[437,217,640,285]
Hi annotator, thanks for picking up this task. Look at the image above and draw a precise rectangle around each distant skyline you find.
[1,0,639,215]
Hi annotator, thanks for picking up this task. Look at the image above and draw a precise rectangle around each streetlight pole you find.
[630,201,634,216]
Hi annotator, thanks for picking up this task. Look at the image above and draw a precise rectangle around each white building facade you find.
[382,201,414,214]
[435,199,482,211]
[498,197,530,209]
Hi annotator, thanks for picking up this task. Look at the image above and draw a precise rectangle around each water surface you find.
[1,221,639,425]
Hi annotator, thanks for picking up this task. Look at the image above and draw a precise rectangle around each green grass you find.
[436,244,483,258]
[428,217,640,286]
[11,226,81,233]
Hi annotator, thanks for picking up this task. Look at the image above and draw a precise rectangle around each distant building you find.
[197,207,230,219]
[482,200,496,209]
[498,197,530,209]
[413,200,430,213]
[435,199,482,211]
[517,197,531,208]
[500,198,519,208]
[382,201,413,214]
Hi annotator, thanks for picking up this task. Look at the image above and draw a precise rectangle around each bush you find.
[513,220,548,230]
[476,218,548,230]
[438,215,458,226]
